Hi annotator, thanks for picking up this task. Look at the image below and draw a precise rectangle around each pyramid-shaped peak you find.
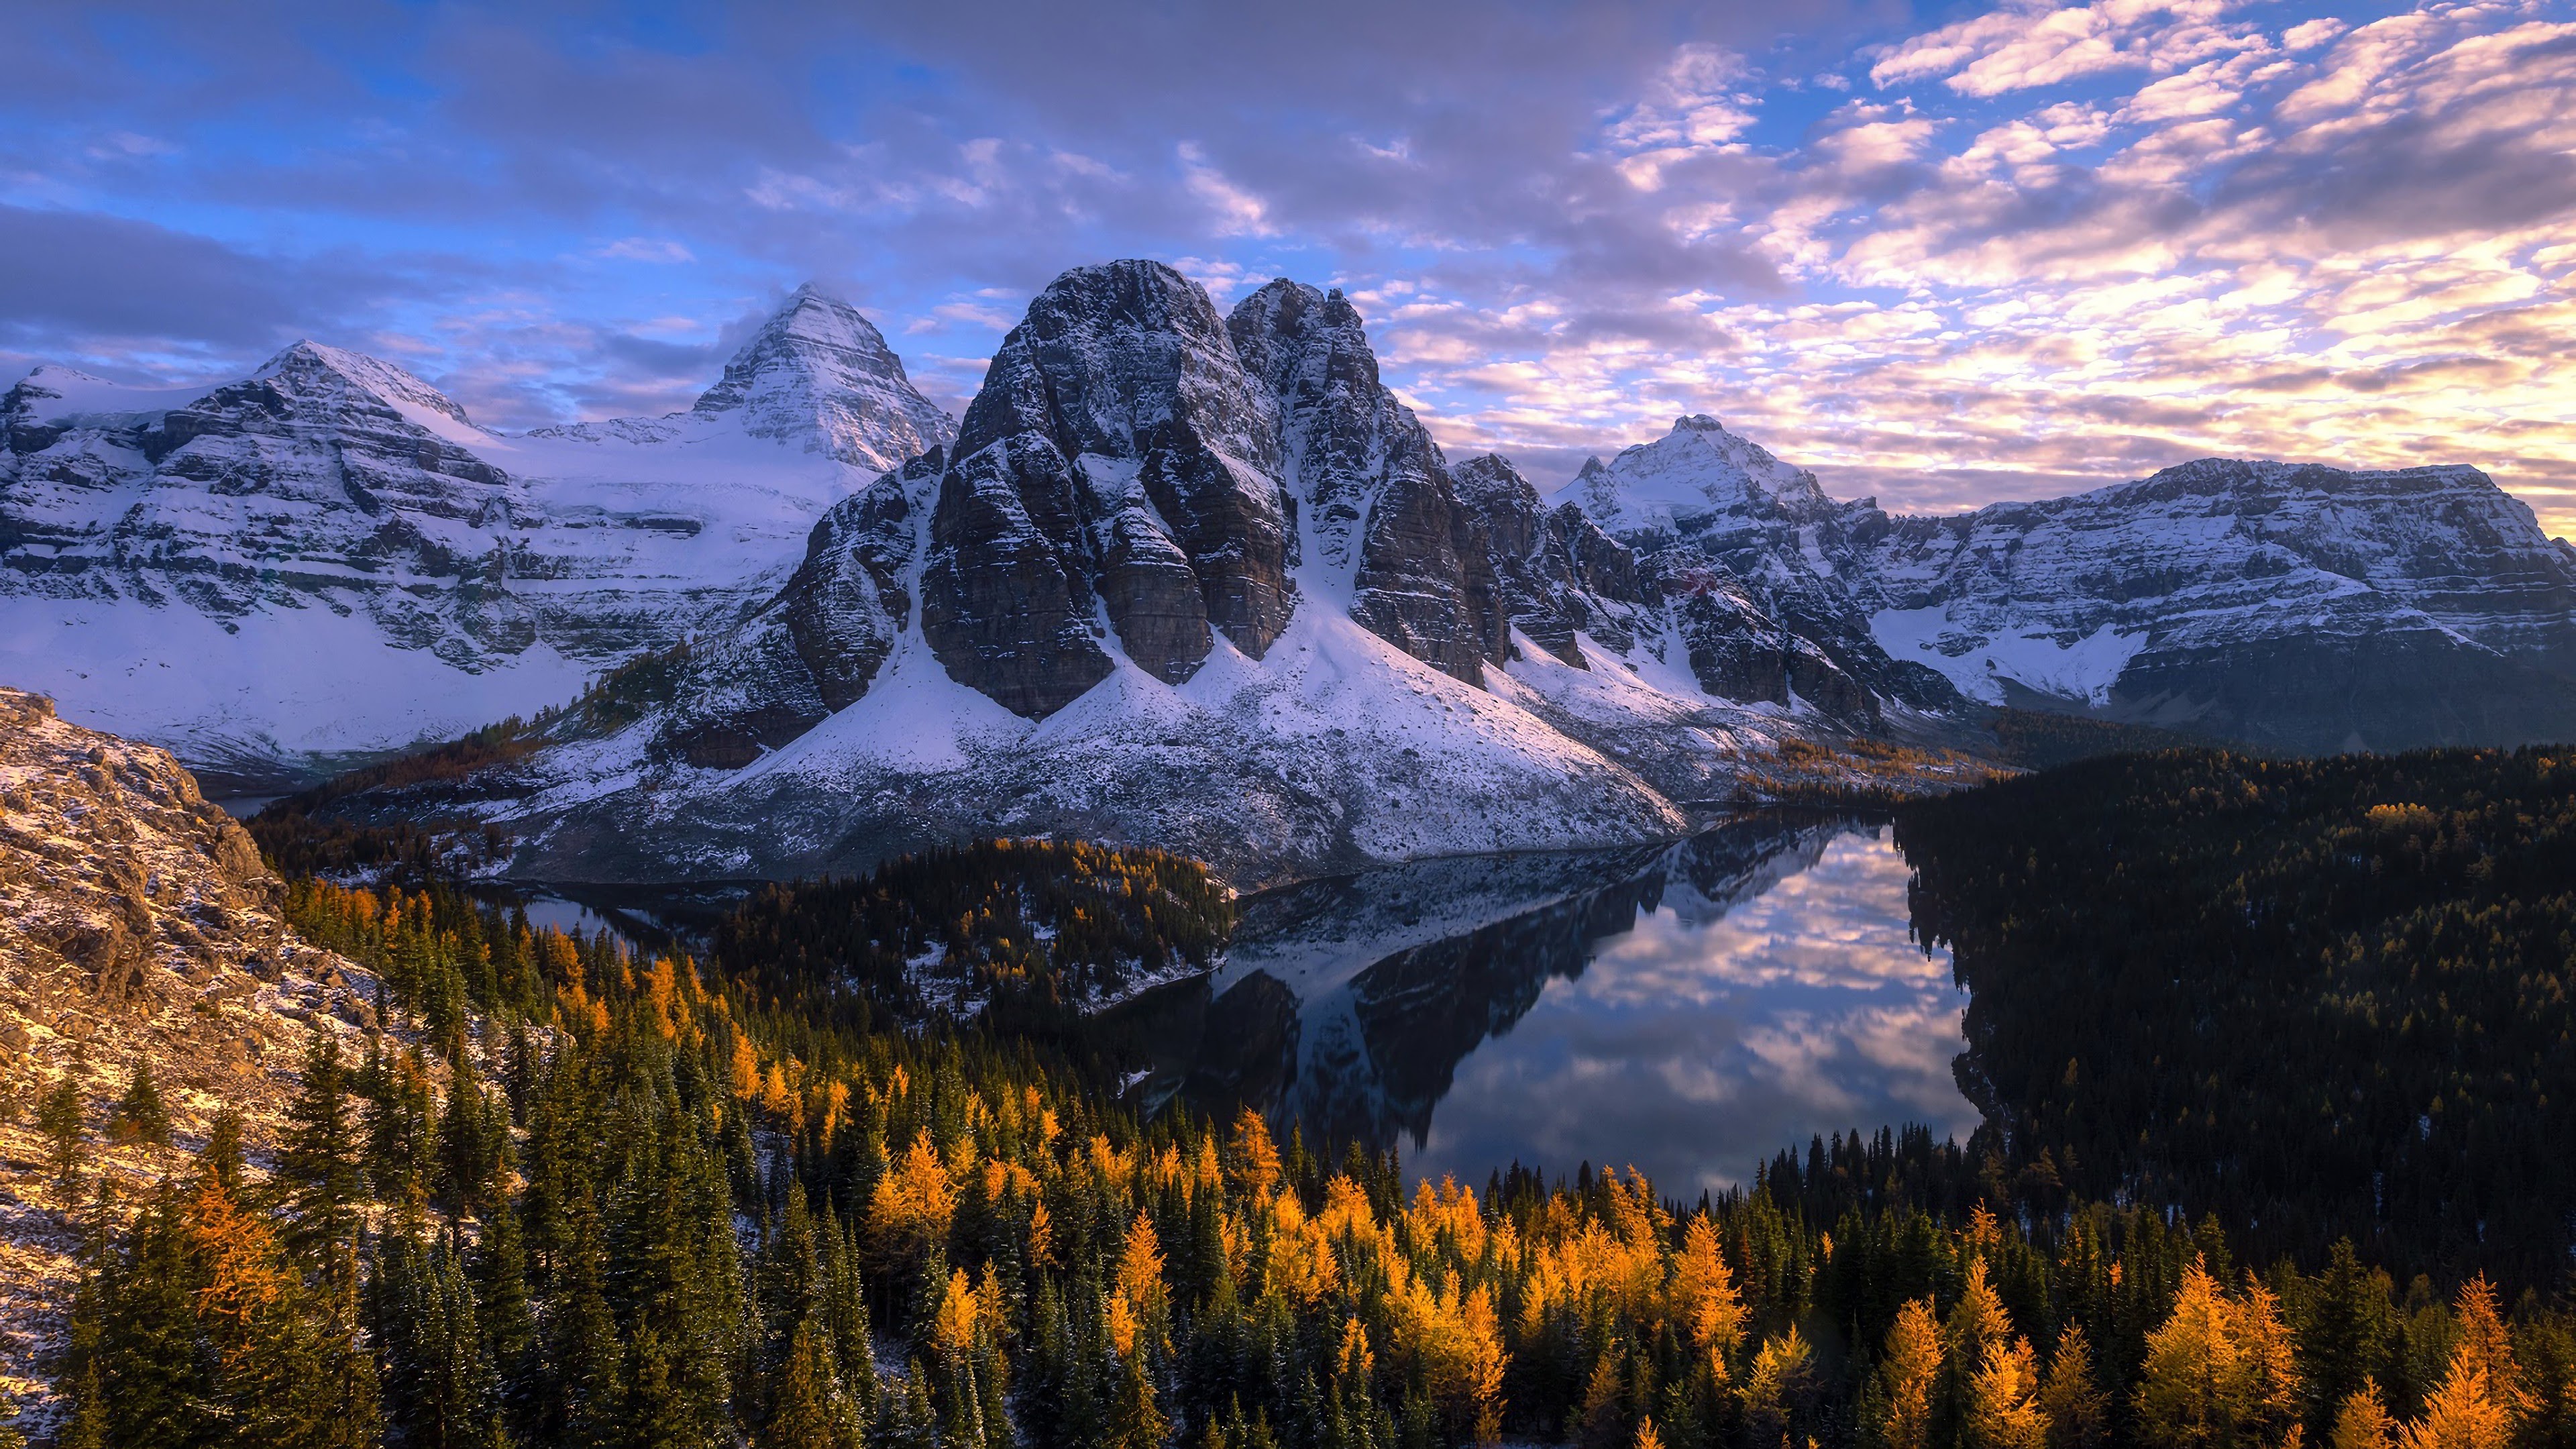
[759,282,885,340]
[1560,413,1833,536]
[692,284,956,470]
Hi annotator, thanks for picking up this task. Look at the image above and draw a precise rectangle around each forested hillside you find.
[1900,747,2576,1285]
[34,816,2576,1449]
[710,840,1235,1028]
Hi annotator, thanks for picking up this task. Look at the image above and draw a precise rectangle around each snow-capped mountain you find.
[1864,459,2576,752]
[1540,418,2576,756]
[531,282,954,470]
[0,286,955,788]
[387,262,1880,887]
[311,260,2576,886]
[16,258,2575,883]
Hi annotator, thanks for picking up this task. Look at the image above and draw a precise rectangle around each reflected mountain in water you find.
[1120,814,1975,1195]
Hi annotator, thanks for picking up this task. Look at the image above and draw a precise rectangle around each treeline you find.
[49,859,2576,1449]
[710,839,1236,1030]
[1898,746,2576,1286]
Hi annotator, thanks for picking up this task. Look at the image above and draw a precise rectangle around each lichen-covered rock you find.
[0,688,443,1430]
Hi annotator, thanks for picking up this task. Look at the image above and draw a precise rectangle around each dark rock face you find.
[920,261,1293,714]
[1230,281,1501,684]
[655,451,940,767]
[1663,574,1877,724]
[1451,453,1648,663]
[1563,418,1964,722]
[910,264,1537,715]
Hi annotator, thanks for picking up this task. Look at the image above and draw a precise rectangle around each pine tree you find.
[472,1199,543,1437]
[280,1034,365,1268]
[2334,1386,2396,1449]
[204,1109,248,1195]
[376,1223,508,1449]
[553,1185,627,1449]
[2133,1261,2302,1449]
[37,1075,84,1183]
[1964,1337,2049,1449]
[2301,1242,2398,1436]
[772,1316,863,1448]
[109,1061,171,1146]
[364,1043,437,1205]
[1878,1298,1942,1449]
[2039,1327,2111,1449]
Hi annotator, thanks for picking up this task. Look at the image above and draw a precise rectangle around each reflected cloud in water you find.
[1130,817,1976,1199]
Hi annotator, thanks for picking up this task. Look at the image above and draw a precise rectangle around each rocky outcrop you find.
[1230,281,1502,684]
[1450,453,1646,662]
[0,688,461,1429]
[920,261,1294,714]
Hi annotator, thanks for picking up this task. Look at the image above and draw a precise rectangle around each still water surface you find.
[1123,814,1977,1197]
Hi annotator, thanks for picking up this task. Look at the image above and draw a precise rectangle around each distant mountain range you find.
[9,259,2576,881]
[0,285,952,790]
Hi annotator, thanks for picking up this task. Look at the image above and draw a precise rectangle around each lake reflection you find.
[1130,815,1977,1197]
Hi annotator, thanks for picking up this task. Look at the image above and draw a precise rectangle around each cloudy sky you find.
[9,0,2575,531]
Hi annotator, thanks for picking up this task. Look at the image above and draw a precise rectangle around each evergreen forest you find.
[44,747,2576,1449]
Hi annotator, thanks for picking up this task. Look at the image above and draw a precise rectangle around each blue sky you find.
[7,0,2574,530]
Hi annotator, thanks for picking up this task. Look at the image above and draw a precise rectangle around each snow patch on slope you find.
[1868,607,2147,706]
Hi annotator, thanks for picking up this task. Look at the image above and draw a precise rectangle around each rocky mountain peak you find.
[1224,278,1503,682]
[691,282,957,471]
[1565,413,1837,541]
[922,258,1293,714]
[251,339,482,432]
[956,259,1277,468]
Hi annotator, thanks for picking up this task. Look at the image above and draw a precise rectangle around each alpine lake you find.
[223,798,1978,1199]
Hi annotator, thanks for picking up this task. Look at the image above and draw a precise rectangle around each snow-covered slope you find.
[0,286,955,788]
[1549,419,2576,754]
[370,263,1894,886]
[1864,458,2576,751]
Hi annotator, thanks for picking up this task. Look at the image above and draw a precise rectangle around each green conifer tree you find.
[109,1061,171,1146]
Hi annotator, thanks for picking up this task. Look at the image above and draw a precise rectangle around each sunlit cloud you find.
[3,0,2569,533]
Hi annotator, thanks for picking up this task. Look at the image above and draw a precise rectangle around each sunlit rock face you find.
[0,287,957,787]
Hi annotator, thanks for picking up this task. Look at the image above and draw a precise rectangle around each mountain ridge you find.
[0,285,957,788]
[13,259,2576,881]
